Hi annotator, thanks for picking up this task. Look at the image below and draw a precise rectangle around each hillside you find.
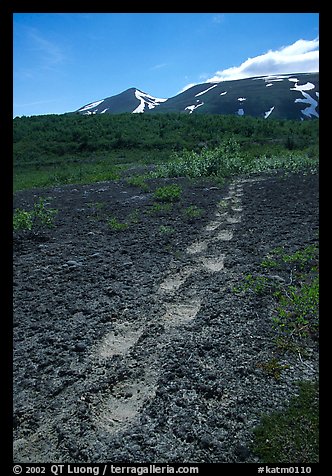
[75,72,319,121]
[77,88,167,115]
[13,112,319,191]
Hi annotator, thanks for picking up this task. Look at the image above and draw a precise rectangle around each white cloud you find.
[150,63,168,71]
[206,38,319,83]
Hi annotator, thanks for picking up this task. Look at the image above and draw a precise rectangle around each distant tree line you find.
[14,112,319,169]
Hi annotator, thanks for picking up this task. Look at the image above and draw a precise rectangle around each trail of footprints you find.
[92,179,245,433]
[160,179,243,326]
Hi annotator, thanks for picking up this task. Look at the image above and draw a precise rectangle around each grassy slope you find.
[13,113,318,191]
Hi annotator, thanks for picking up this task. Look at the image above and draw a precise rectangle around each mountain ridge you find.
[75,72,319,120]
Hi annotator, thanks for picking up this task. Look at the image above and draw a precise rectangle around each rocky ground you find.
[13,171,319,463]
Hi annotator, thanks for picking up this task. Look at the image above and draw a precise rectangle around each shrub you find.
[153,137,318,180]
[13,209,34,231]
[13,198,58,232]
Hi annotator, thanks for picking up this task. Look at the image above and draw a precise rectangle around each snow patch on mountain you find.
[75,72,318,120]
[295,94,319,118]
[133,90,167,113]
[290,80,318,118]
[195,84,218,97]
[264,106,275,118]
[185,102,204,114]
[291,82,315,92]
[78,100,104,112]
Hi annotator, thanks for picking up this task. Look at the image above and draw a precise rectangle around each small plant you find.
[13,197,58,232]
[261,256,279,269]
[257,357,290,380]
[32,198,58,228]
[107,216,128,232]
[126,175,150,192]
[273,275,319,338]
[183,205,204,220]
[235,244,319,343]
[218,199,229,209]
[158,225,175,235]
[274,336,302,355]
[128,209,140,224]
[153,184,182,202]
[13,209,34,231]
[281,244,318,271]
[148,202,173,215]
[236,273,272,295]
[87,201,106,210]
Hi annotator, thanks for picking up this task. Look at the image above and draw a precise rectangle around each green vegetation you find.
[14,160,121,192]
[14,113,318,191]
[148,202,174,215]
[106,216,129,232]
[257,358,290,381]
[236,245,319,462]
[274,275,319,338]
[153,184,182,202]
[158,225,175,235]
[252,381,319,463]
[13,197,58,232]
[235,244,319,345]
[154,138,318,180]
[183,205,205,221]
[125,175,150,192]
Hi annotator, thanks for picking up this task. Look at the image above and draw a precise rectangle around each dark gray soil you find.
[13,172,319,463]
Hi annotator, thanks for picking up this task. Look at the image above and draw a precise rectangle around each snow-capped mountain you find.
[77,88,167,115]
[75,72,319,120]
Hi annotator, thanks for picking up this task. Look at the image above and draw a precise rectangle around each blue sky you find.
[13,13,319,117]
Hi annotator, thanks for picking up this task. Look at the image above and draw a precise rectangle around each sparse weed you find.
[13,209,34,231]
[218,199,229,209]
[236,273,272,295]
[257,357,290,381]
[273,275,319,338]
[153,184,182,202]
[87,201,106,210]
[107,216,129,232]
[128,209,141,224]
[183,205,204,220]
[126,175,150,192]
[158,225,175,235]
[13,197,58,232]
[235,244,319,343]
[148,202,173,215]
